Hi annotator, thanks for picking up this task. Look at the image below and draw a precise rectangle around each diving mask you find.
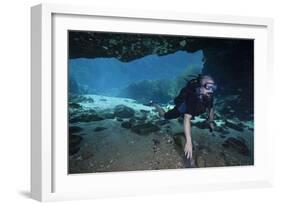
[203,83,217,92]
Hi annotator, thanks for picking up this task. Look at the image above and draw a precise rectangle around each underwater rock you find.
[173,133,185,148]
[69,112,104,123]
[69,126,83,134]
[152,138,160,146]
[193,121,208,129]
[236,136,245,142]
[224,120,244,132]
[69,134,83,146]
[136,119,146,124]
[155,119,169,126]
[135,115,147,121]
[102,112,115,119]
[121,121,132,129]
[131,123,160,135]
[140,109,150,114]
[222,137,250,156]
[94,127,107,132]
[114,104,135,118]
[69,102,82,109]
[70,95,94,103]
[213,126,229,135]
[85,97,94,103]
[237,122,246,128]
[69,134,83,155]
[129,118,136,124]
[248,127,254,131]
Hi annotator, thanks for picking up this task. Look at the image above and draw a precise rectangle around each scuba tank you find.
[174,74,202,106]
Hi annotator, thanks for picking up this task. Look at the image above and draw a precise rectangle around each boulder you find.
[140,109,150,114]
[69,112,104,123]
[224,120,244,132]
[135,113,147,121]
[173,133,185,148]
[129,118,137,124]
[69,102,82,109]
[222,137,250,156]
[114,105,135,118]
[121,121,132,129]
[102,112,115,119]
[214,126,230,135]
[116,117,124,122]
[131,123,160,135]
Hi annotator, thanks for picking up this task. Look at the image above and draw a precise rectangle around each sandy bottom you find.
[69,94,254,174]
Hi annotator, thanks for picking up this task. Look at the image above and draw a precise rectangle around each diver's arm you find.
[183,114,193,159]
[207,107,215,131]
[208,107,214,122]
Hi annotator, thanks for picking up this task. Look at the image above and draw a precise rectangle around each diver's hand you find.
[184,141,193,159]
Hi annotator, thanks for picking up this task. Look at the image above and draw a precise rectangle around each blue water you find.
[69,50,203,95]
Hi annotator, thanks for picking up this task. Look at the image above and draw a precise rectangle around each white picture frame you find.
[31,3,274,202]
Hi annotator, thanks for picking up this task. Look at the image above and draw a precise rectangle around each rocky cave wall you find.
[69,31,254,117]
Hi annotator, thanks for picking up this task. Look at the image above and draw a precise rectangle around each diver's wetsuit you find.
[164,84,213,120]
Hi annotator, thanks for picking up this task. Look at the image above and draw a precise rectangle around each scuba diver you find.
[150,74,217,167]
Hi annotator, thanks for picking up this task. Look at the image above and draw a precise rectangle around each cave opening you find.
[68,31,253,120]
[69,50,204,103]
